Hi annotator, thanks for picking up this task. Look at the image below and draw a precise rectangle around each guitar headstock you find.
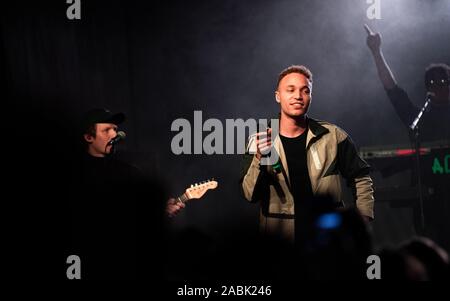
[184,179,218,200]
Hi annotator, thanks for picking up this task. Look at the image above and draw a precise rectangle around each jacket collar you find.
[271,115,329,186]
[307,116,329,138]
[270,114,328,137]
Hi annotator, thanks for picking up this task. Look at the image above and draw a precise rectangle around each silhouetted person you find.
[379,237,449,280]
[365,24,450,143]
[400,237,449,281]
[365,24,450,251]
[296,197,373,280]
[70,108,166,280]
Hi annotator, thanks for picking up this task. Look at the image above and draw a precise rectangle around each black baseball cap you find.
[81,108,125,133]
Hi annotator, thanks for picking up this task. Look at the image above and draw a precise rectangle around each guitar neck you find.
[177,193,189,203]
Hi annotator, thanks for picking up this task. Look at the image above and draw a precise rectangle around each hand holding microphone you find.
[255,128,272,160]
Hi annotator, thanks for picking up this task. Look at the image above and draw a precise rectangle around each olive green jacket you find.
[240,117,374,241]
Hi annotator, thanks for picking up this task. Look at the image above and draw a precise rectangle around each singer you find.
[365,24,450,142]
[70,108,144,279]
[366,24,450,251]
[240,65,375,243]
[70,108,184,279]
[82,108,126,157]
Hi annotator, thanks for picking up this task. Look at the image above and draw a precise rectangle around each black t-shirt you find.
[280,131,314,210]
[386,86,450,143]
[69,153,166,280]
[280,131,315,242]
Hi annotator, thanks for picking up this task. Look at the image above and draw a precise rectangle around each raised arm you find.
[364,24,397,90]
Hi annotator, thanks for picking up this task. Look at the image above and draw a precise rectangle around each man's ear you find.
[275,91,280,103]
[84,134,94,143]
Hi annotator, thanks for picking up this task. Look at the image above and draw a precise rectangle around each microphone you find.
[107,131,126,146]
[426,91,436,99]
[409,92,434,131]
[247,124,282,174]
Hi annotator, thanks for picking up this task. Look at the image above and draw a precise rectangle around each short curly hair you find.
[277,65,313,89]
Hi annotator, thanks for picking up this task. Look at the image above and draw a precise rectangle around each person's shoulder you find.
[309,118,342,133]
[309,118,350,141]
[311,118,334,128]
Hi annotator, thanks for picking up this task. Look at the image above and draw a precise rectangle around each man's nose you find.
[294,89,302,99]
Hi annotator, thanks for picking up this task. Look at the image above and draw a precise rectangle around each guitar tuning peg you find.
[191,184,194,188]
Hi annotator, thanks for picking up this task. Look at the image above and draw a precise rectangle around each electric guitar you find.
[175,179,218,204]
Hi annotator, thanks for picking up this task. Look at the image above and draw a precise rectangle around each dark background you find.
[2,0,450,278]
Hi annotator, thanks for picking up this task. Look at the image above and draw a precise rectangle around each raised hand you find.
[364,24,381,53]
